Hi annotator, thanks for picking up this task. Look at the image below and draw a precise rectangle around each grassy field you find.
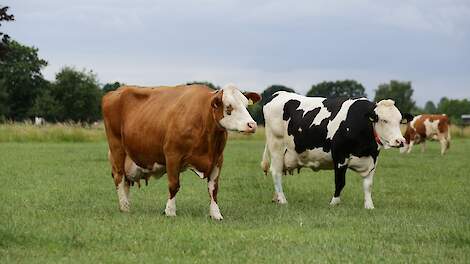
[1,138,470,263]
[0,123,469,143]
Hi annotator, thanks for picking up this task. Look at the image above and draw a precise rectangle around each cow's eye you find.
[226,105,233,115]
[382,119,388,124]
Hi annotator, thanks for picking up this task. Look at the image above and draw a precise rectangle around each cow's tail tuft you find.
[261,143,270,176]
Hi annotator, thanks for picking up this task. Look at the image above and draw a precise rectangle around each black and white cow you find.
[261,92,413,209]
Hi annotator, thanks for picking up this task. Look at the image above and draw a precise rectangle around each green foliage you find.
[307,80,366,98]
[49,67,102,122]
[1,140,470,262]
[437,97,470,124]
[102,81,123,94]
[186,81,220,90]
[424,100,437,114]
[0,5,14,58]
[248,84,295,125]
[0,40,48,120]
[374,80,416,113]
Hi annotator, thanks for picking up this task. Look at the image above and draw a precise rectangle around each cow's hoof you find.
[119,201,130,212]
[364,201,375,209]
[329,197,341,206]
[209,203,223,220]
[210,212,224,220]
[272,193,288,204]
[164,208,176,217]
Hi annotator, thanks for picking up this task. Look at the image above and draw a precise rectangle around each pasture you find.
[1,137,470,263]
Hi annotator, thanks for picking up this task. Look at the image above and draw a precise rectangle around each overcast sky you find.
[4,0,470,105]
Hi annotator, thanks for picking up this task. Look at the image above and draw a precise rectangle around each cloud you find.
[5,0,470,105]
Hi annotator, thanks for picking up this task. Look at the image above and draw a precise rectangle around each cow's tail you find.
[261,143,270,176]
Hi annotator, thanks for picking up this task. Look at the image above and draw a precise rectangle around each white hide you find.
[263,92,384,208]
[373,99,406,149]
[164,197,176,217]
[218,84,256,133]
[208,167,223,220]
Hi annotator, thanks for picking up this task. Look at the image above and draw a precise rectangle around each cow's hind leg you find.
[421,140,426,153]
[406,140,415,154]
[164,156,181,217]
[330,166,347,206]
[439,136,449,155]
[207,166,223,220]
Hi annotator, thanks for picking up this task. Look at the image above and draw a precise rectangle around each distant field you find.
[0,138,469,263]
[0,122,468,143]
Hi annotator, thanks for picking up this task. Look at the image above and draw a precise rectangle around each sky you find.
[4,0,470,105]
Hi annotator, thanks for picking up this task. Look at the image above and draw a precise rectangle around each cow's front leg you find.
[164,157,181,217]
[114,173,131,212]
[330,166,346,206]
[207,166,223,220]
[406,140,415,154]
[362,168,375,209]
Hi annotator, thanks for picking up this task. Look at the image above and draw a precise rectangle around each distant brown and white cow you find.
[400,114,451,155]
[102,84,260,220]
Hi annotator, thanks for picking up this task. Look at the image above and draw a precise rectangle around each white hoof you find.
[272,192,288,204]
[209,202,223,220]
[364,201,375,209]
[164,198,176,217]
[164,207,176,217]
[329,196,341,206]
[119,200,130,212]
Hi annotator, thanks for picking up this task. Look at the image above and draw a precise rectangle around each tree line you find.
[1,6,469,124]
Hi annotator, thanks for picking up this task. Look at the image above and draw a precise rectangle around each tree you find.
[374,80,416,113]
[51,67,102,122]
[0,6,14,58]
[248,84,296,125]
[0,40,48,120]
[30,82,63,121]
[186,81,219,90]
[424,100,437,114]
[102,81,123,94]
[437,97,470,124]
[307,80,366,98]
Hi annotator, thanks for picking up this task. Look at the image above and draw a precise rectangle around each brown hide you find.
[102,84,227,186]
[404,114,450,144]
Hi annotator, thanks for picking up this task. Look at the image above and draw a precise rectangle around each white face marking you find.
[218,84,256,133]
[327,98,367,139]
[373,100,406,148]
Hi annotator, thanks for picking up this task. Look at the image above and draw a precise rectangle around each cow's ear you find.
[244,92,261,105]
[211,90,223,109]
[401,113,414,124]
[365,110,379,123]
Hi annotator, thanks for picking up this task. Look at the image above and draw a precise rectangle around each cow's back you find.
[408,114,450,139]
[103,85,214,168]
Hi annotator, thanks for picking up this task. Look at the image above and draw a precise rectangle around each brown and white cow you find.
[400,114,451,155]
[102,84,261,220]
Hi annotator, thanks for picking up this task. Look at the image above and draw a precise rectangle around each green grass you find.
[1,139,469,263]
[0,123,106,143]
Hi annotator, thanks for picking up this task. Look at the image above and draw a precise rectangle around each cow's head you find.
[211,84,261,133]
[367,99,414,149]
